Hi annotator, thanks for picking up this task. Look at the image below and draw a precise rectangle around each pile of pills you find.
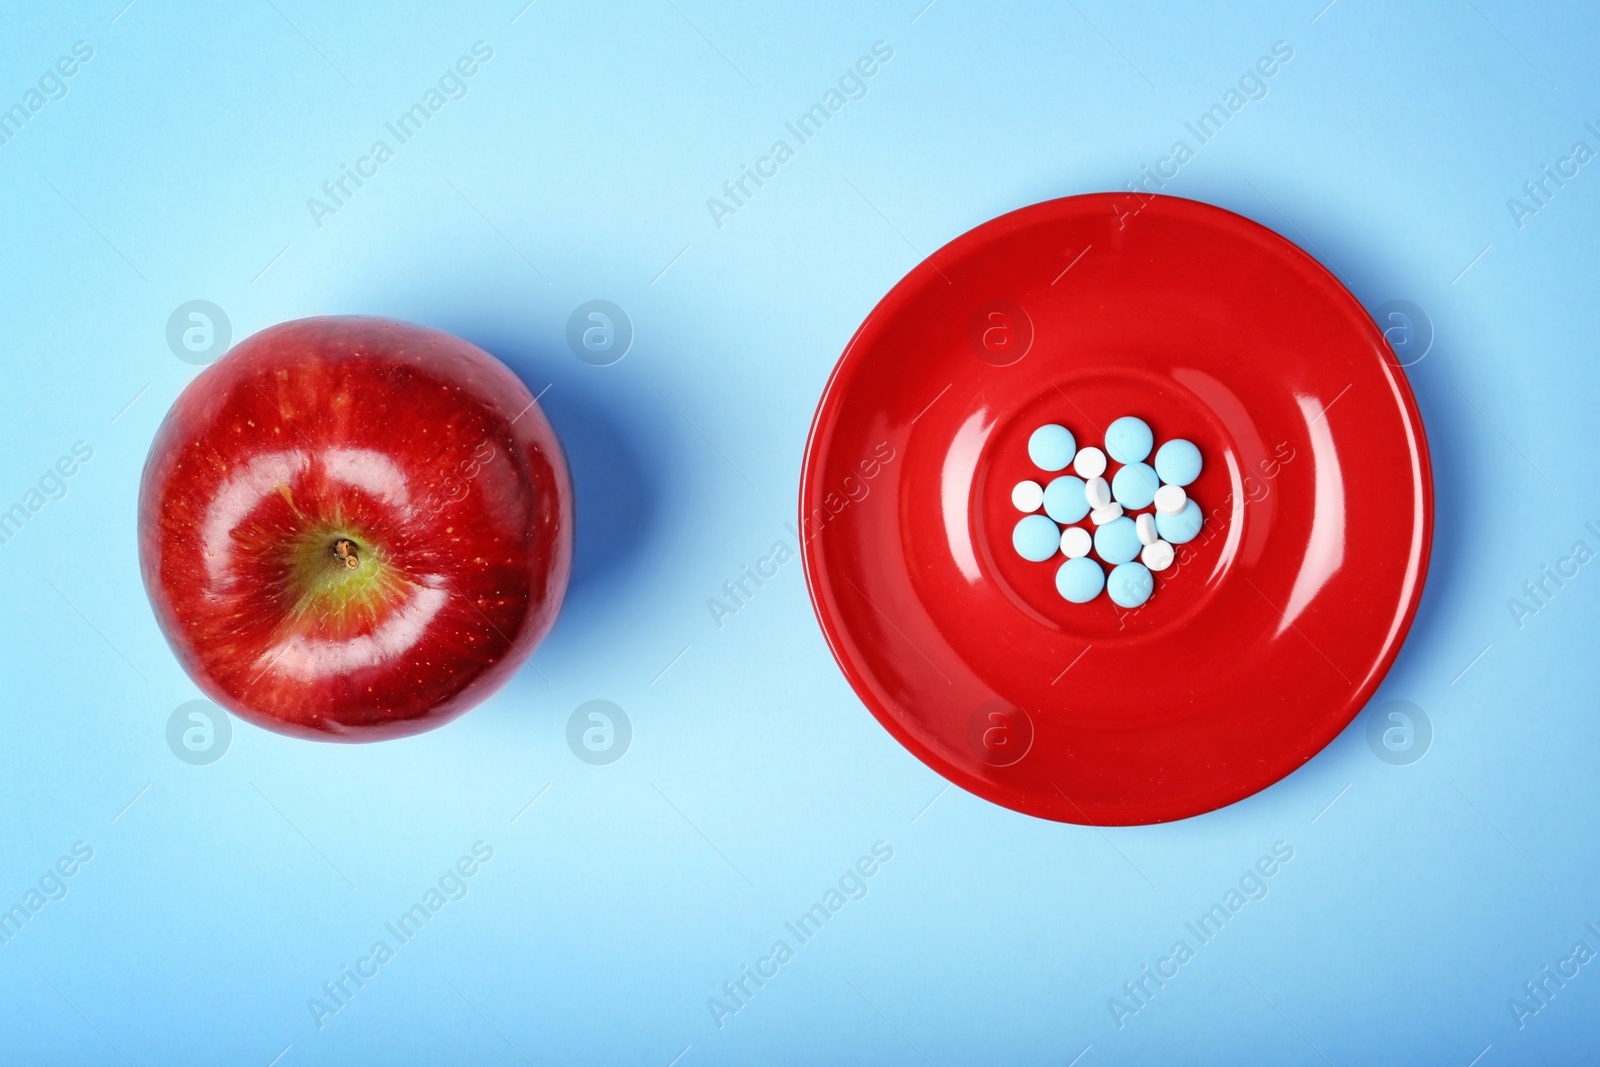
[1009,416,1203,609]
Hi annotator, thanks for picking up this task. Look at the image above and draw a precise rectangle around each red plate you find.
[800,194,1432,825]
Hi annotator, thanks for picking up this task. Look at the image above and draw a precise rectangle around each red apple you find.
[138,316,572,741]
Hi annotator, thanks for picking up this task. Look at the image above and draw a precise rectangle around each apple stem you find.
[332,538,361,570]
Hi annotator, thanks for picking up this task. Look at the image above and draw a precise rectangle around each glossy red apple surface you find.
[138,316,572,741]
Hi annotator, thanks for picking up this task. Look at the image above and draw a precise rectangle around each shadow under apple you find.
[459,333,676,642]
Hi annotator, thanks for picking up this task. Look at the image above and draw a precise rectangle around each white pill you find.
[1136,512,1158,546]
[1060,526,1091,558]
[1073,446,1107,479]
[1141,539,1175,571]
[1090,503,1124,525]
[1154,484,1188,514]
[1085,476,1112,510]
[1012,480,1044,512]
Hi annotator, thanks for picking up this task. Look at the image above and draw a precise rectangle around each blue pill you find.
[1155,499,1203,544]
[1093,515,1141,565]
[1028,424,1076,471]
[1105,416,1153,464]
[1055,557,1105,603]
[1154,439,1202,487]
[1013,514,1061,561]
[1042,475,1090,524]
[1107,562,1154,608]
[1111,462,1159,510]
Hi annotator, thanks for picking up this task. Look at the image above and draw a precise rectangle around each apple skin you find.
[138,316,572,741]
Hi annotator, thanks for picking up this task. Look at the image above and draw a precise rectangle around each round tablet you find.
[1055,557,1104,603]
[1107,562,1154,608]
[1093,515,1141,565]
[1135,512,1158,546]
[1155,498,1203,544]
[1141,539,1175,571]
[1073,446,1107,479]
[1060,526,1092,558]
[1154,483,1187,514]
[1154,439,1202,487]
[1111,462,1159,510]
[1028,424,1076,471]
[1085,476,1112,510]
[1105,416,1153,464]
[1042,475,1091,524]
[1011,480,1044,512]
[1013,514,1062,561]
[1090,503,1124,525]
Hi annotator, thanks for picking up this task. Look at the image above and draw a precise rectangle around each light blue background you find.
[2,1,1596,1063]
